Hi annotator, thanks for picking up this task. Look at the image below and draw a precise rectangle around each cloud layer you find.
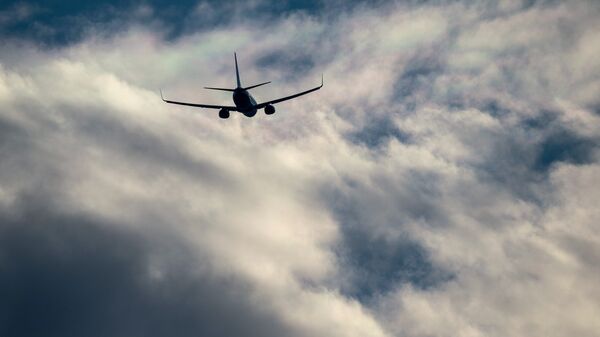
[1,1,599,336]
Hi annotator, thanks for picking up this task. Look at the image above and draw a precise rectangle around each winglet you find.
[321,73,324,87]
[160,89,165,101]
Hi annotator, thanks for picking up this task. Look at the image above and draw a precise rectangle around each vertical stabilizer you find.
[234,52,241,88]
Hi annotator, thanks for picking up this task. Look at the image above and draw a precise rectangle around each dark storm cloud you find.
[471,107,599,204]
[336,223,452,302]
[589,103,600,116]
[472,132,544,204]
[0,117,29,153]
[534,128,597,171]
[0,1,134,45]
[323,169,452,304]
[348,116,411,148]
[255,51,316,78]
[0,198,294,337]
[467,126,597,206]
[0,0,451,46]
[522,109,559,130]
[477,99,513,119]
[0,0,356,45]
[393,52,444,110]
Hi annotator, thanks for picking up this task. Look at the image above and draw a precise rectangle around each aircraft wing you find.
[255,76,323,109]
[161,90,237,111]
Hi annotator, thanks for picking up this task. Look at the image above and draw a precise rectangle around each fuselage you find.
[233,88,257,117]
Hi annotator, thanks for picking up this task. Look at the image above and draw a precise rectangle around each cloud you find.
[1,1,599,337]
[0,199,296,337]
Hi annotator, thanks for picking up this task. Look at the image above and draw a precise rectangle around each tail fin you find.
[234,52,241,88]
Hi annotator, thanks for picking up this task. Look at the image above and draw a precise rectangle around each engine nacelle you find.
[219,108,230,119]
[264,104,275,115]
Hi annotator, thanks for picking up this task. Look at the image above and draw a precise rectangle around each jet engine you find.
[264,104,275,115]
[219,108,230,119]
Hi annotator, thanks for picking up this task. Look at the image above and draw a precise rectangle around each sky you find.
[1,0,599,336]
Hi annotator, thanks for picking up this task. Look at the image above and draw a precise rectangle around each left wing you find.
[254,75,323,109]
[160,90,237,111]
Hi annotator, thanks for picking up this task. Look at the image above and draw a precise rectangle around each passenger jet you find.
[161,53,323,119]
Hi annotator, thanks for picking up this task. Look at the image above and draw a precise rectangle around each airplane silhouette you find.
[161,53,323,119]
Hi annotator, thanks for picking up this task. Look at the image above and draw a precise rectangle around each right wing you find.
[254,75,323,109]
[161,90,237,111]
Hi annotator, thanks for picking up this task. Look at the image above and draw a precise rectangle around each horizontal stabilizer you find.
[243,81,271,90]
[204,86,236,92]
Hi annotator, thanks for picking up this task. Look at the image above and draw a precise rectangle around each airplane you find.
[161,53,323,119]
